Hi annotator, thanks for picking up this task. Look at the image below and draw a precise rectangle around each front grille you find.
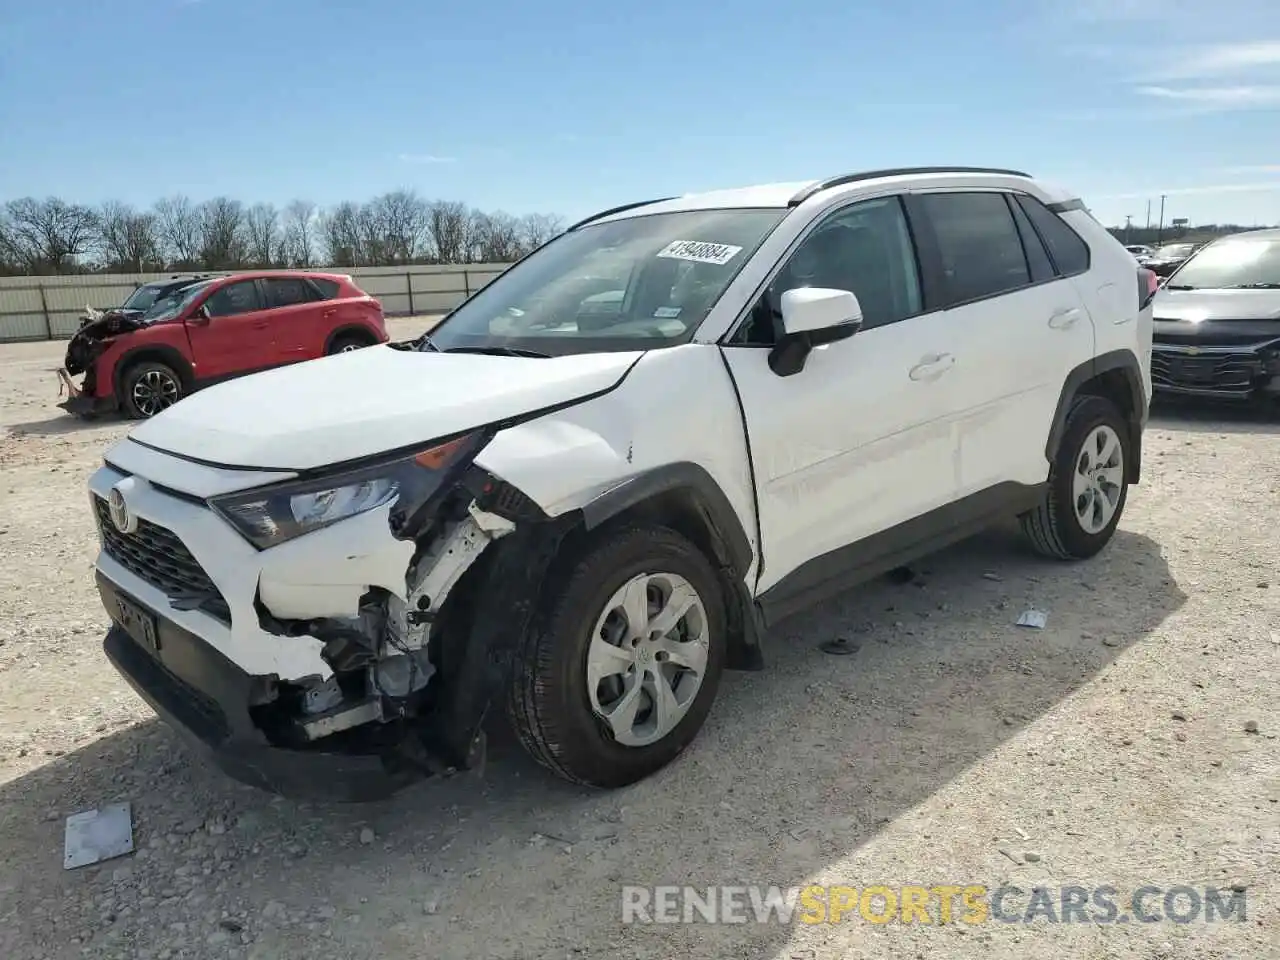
[1152,329,1274,347]
[1151,350,1263,393]
[93,495,231,623]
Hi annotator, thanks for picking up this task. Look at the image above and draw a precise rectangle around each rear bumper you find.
[98,574,416,802]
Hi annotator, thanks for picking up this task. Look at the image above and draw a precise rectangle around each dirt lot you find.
[0,320,1277,960]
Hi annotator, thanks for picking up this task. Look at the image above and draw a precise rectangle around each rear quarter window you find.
[310,278,341,299]
[1015,195,1091,276]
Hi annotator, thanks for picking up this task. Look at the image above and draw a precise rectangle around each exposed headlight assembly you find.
[210,432,484,549]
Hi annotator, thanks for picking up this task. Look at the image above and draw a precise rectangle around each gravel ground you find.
[0,320,1277,960]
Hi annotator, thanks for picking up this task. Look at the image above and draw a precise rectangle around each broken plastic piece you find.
[64,802,134,869]
[1016,610,1048,629]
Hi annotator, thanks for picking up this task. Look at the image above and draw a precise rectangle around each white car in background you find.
[87,166,1155,800]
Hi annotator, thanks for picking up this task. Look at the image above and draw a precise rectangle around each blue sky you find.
[2,0,1280,229]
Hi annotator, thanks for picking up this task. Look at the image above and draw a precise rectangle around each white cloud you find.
[1135,84,1280,107]
[1223,164,1280,174]
[1158,40,1280,79]
[397,153,457,164]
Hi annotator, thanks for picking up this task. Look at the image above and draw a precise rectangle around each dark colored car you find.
[1144,241,1200,277]
[58,271,388,419]
[1150,229,1280,401]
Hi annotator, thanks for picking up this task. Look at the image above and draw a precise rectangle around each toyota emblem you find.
[108,485,136,534]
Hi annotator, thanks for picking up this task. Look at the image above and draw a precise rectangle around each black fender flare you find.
[1045,348,1147,483]
[578,462,765,670]
[323,324,378,353]
[113,344,196,399]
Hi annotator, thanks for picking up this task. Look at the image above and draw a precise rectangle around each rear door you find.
[262,276,326,362]
[184,279,279,380]
[906,190,1094,496]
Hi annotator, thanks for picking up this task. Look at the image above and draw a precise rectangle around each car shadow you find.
[4,412,127,438]
[1150,395,1280,435]
[0,524,1184,959]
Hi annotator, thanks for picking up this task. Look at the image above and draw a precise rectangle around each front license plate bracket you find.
[116,592,160,653]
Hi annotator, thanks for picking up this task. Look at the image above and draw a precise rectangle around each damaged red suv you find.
[58,271,388,419]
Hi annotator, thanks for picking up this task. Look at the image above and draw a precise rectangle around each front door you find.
[719,195,961,597]
[185,279,279,381]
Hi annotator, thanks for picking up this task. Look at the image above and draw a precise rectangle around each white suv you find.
[88,167,1155,800]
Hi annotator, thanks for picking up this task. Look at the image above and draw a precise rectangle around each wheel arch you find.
[113,344,195,399]
[324,324,379,352]
[1046,349,1147,484]
[577,462,764,670]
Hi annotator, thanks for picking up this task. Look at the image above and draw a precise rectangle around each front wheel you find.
[1021,394,1130,559]
[121,361,184,419]
[508,525,726,787]
[327,333,372,355]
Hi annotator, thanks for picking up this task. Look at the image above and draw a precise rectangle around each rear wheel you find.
[327,333,373,355]
[121,361,183,419]
[508,525,726,788]
[1021,394,1129,559]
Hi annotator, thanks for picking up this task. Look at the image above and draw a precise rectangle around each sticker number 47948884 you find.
[656,240,743,266]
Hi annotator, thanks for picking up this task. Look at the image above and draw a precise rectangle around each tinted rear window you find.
[919,192,1031,306]
[1015,195,1091,276]
[311,278,341,299]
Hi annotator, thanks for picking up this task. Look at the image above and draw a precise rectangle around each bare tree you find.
[368,190,431,264]
[473,211,525,263]
[0,197,99,272]
[198,197,247,269]
[244,203,279,268]
[98,201,161,272]
[520,213,565,251]
[320,202,363,267]
[429,200,471,264]
[153,195,201,267]
[282,200,317,267]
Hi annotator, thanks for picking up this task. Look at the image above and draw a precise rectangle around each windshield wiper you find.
[416,333,441,352]
[1226,282,1280,289]
[1164,284,1196,290]
[442,345,551,359]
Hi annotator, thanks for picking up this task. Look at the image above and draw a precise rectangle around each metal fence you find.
[0,263,510,342]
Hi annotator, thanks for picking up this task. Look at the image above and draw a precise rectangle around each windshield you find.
[1153,243,1196,259]
[122,284,167,311]
[1166,238,1280,289]
[425,209,787,355]
[142,280,212,322]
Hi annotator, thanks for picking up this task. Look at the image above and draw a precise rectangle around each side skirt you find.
[755,481,1046,628]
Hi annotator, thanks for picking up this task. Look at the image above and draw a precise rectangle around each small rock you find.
[359,827,375,845]
[1257,581,1269,589]
[1101,637,1121,647]
[218,919,243,933]
[423,897,440,916]
[174,818,201,836]
[982,572,1002,582]
[1023,851,1041,863]
[1171,712,1187,722]
[1175,732,1187,743]
[1244,720,1260,734]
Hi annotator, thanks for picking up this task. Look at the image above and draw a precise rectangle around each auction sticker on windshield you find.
[656,240,743,266]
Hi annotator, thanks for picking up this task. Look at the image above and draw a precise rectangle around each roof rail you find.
[567,197,676,231]
[788,166,1032,207]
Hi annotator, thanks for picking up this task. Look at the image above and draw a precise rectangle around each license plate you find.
[116,593,160,653]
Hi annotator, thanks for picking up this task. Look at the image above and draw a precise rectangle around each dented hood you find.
[128,344,643,470]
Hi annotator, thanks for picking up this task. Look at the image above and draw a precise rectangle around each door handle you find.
[909,353,955,381]
[1048,307,1082,329]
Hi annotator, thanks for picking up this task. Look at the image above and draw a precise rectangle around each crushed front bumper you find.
[56,366,115,417]
[99,575,418,802]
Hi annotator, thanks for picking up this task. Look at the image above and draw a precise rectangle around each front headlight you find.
[210,432,483,550]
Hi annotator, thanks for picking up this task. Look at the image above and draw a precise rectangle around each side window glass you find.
[310,278,340,299]
[267,278,313,308]
[920,192,1031,306]
[1016,195,1091,276]
[1007,195,1056,283]
[733,196,922,344]
[203,281,263,318]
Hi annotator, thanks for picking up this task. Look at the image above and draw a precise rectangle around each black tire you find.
[327,333,373,355]
[1021,394,1130,560]
[508,525,727,788]
[121,360,184,420]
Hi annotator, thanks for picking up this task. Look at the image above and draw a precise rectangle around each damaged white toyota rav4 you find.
[89,167,1155,800]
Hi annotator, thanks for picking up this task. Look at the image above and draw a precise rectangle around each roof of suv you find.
[581,166,1078,228]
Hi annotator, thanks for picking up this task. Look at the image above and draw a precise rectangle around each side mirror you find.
[189,304,211,325]
[768,287,862,377]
